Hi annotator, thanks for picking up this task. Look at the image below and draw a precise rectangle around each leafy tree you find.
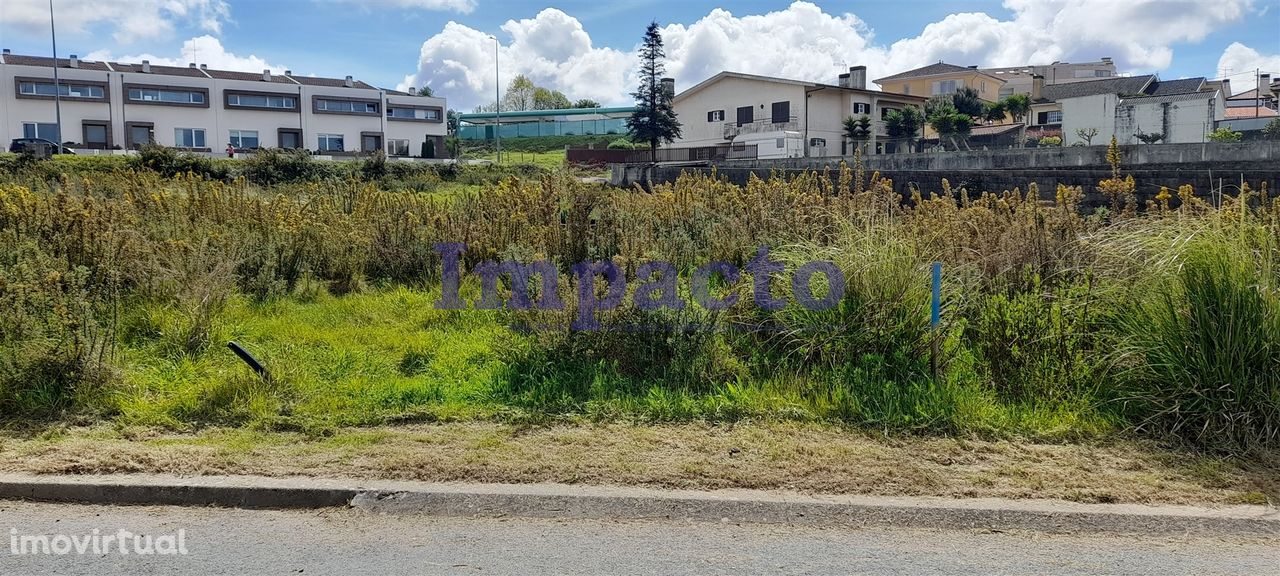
[843,115,872,152]
[503,75,537,111]
[1264,118,1280,140]
[1207,127,1243,143]
[573,99,602,109]
[416,86,433,97]
[982,101,1006,123]
[1000,94,1031,123]
[926,101,972,150]
[1000,93,1032,148]
[626,21,682,161]
[950,86,984,118]
[1075,127,1098,145]
[534,87,572,110]
[446,109,460,135]
[885,106,923,153]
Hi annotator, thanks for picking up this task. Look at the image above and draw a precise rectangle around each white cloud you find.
[402,0,1256,112]
[1,0,231,43]
[85,35,286,73]
[399,9,631,111]
[322,0,476,14]
[1216,42,1280,95]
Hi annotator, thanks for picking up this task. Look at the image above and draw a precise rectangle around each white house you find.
[1029,74,1223,145]
[0,50,447,157]
[671,67,927,157]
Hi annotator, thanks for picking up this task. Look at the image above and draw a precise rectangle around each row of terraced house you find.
[0,49,448,158]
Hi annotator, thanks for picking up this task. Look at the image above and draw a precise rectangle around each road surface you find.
[0,501,1274,575]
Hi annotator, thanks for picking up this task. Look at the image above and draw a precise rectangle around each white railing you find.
[724,116,799,139]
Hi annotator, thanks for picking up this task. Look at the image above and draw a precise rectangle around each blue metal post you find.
[930,262,942,381]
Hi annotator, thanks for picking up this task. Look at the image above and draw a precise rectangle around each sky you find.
[1,0,1277,112]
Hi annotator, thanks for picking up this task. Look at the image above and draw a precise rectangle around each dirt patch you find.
[0,422,1275,506]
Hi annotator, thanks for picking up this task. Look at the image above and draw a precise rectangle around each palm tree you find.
[843,115,871,154]
[1000,94,1031,147]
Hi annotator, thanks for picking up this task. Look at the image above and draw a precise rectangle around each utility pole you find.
[1256,68,1261,119]
[49,0,63,150]
[490,35,501,164]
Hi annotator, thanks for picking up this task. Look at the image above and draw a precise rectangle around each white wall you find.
[672,77,807,147]
[1061,94,1117,145]
[1,60,447,157]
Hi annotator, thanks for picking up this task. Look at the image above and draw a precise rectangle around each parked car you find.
[8,138,75,154]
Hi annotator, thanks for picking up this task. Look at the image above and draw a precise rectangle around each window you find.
[771,101,790,124]
[386,107,439,120]
[707,110,725,122]
[853,103,871,115]
[130,88,204,104]
[317,99,377,113]
[227,93,296,109]
[775,138,785,148]
[278,130,301,149]
[931,79,959,95]
[999,86,1015,98]
[174,128,206,148]
[901,84,910,95]
[387,139,410,156]
[229,130,259,149]
[1036,110,1063,125]
[318,133,344,152]
[22,122,59,140]
[83,122,109,148]
[736,106,753,126]
[19,81,104,99]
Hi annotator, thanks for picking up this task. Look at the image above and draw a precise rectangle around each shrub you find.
[241,148,327,185]
[129,144,231,181]
[1109,227,1280,451]
[607,138,634,150]
[1038,136,1062,147]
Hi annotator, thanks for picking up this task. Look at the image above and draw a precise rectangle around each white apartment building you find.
[982,58,1118,99]
[672,67,927,157]
[0,50,447,157]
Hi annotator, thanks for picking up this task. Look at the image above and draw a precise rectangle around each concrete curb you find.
[1,474,1276,537]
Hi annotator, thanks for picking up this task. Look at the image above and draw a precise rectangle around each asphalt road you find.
[0,501,1275,575]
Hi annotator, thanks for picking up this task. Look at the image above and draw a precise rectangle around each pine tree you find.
[626,21,682,162]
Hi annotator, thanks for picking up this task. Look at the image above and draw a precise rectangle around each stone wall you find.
[613,142,1280,208]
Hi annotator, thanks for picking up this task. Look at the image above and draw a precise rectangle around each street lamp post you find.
[49,0,63,150]
[490,35,501,164]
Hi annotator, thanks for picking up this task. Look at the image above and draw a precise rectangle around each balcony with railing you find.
[723,116,799,139]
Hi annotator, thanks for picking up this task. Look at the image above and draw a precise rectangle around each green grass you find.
[469,149,566,170]
[104,282,1116,440]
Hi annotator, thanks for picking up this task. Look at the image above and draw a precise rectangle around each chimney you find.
[188,62,196,68]
[344,75,354,87]
[848,66,866,90]
[69,54,79,68]
[285,70,293,76]
[141,60,151,73]
[837,72,850,88]
[1221,79,1232,98]
[1031,74,1044,101]
[200,64,207,70]
[1101,57,1113,64]
[1261,74,1272,94]
[263,69,272,82]
[1,48,9,55]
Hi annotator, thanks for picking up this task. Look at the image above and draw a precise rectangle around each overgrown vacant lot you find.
[1,145,1278,502]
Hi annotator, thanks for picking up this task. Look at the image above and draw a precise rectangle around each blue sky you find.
[2,0,1277,111]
